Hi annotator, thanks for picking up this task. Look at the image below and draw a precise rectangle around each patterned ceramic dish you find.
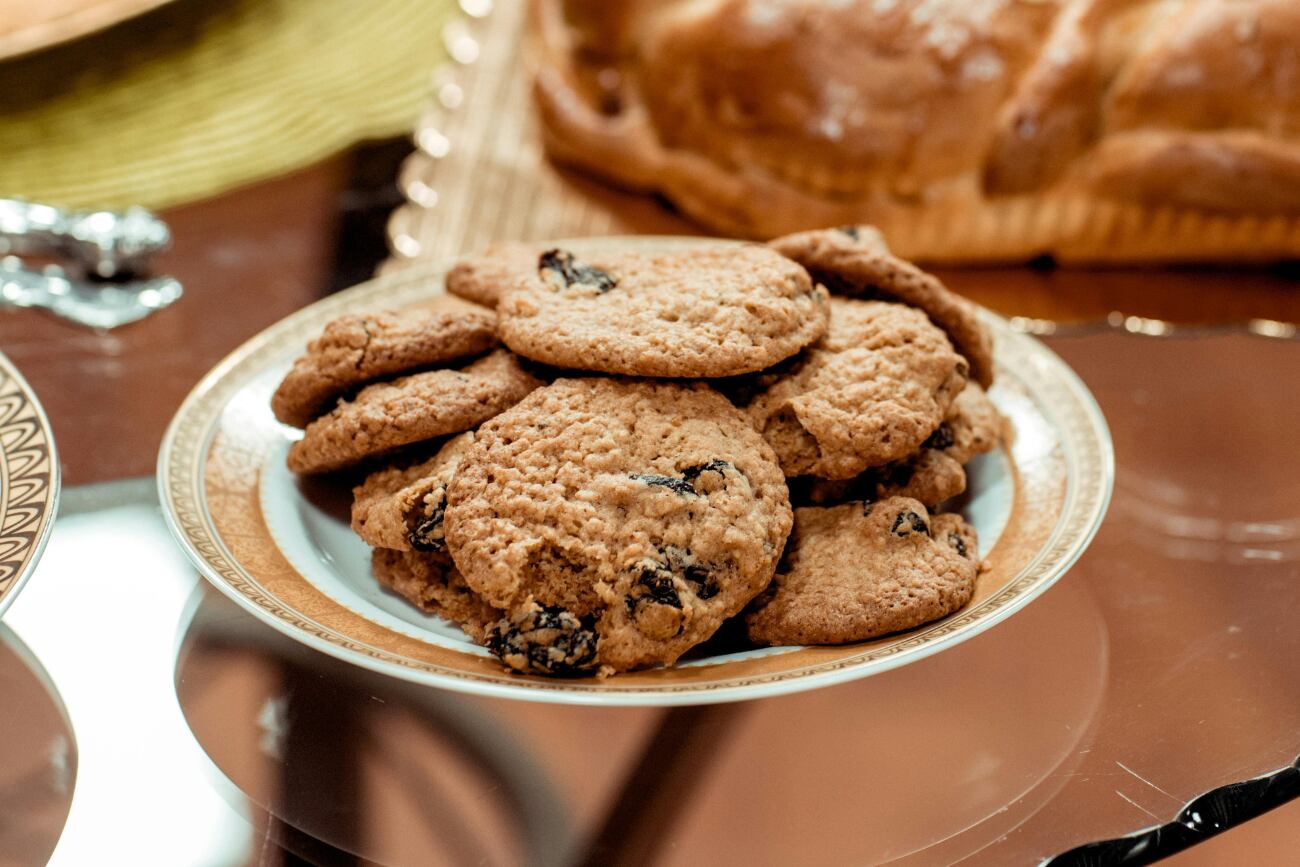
[0,351,60,619]
[158,237,1113,706]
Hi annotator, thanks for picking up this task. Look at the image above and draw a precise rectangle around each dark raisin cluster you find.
[626,565,686,640]
[891,510,931,538]
[629,459,734,497]
[680,459,732,484]
[486,604,599,676]
[673,546,718,598]
[629,474,696,495]
[407,488,448,553]
[624,547,721,639]
[538,249,618,293]
[924,422,955,452]
[632,568,683,609]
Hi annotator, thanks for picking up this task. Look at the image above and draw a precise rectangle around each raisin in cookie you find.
[496,245,828,378]
[796,382,1004,507]
[287,349,542,474]
[271,309,498,428]
[771,227,995,387]
[744,298,967,480]
[930,381,1004,464]
[444,377,792,674]
[746,498,980,646]
[445,242,539,308]
[371,548,500,642]
[484,602,602,676]
[794,450,968,510]
[351,432,476,551]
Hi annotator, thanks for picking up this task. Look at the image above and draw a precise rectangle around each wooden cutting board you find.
[0,0,175,60]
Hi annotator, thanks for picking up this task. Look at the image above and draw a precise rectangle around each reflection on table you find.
[2,317,1299,866]
[175,569,1107,865]
[0,625,75,867]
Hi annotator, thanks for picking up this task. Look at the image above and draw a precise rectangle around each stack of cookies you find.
[272,229,1003,677]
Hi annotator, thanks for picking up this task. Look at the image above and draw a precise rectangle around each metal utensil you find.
[0,199,170,278]
[0,257,181,330]
[0,199,180,328]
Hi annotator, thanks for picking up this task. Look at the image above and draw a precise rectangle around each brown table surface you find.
[0,144,1297,866]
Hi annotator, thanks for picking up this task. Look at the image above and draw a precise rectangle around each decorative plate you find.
[0,351,59,619]
[158,237,1113,706]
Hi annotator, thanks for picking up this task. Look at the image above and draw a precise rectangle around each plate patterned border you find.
[0,351,60,618]
[158,238,1114,705]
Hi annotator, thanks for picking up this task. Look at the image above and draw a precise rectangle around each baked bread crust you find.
[533,0,1300,262]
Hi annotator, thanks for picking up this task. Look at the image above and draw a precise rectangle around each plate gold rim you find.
[157,237,1114,706]
[0,351,61,619]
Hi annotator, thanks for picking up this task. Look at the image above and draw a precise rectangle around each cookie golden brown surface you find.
[445,377,793,674]
[273,240,1005,677]
[746,499,980,646]
[770,227,996,388]
[795,382,1004,509]
[271,309,497,428]
[287,349,542,474]
[743,298,968,480]
[497,245,829,378]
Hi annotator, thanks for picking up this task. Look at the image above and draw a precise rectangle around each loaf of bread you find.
[532,0,1300,263]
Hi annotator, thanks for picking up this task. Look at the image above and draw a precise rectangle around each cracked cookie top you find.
[744,298,968,480]
[286,349,543,474]
[271,308,498,428]
[496,244,829,378]
[444,377,792,673]
[771,226,995,387]
[746,498,980,646]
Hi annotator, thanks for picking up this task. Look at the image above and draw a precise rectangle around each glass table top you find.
[3,322,1297,865]
[0,625,74,866]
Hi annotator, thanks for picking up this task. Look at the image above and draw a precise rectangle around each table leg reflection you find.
[176,557,1112,867]
[0,625,76,867]
[277,665,362,866]
[577,703,749,867]
[176,586,575,866]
